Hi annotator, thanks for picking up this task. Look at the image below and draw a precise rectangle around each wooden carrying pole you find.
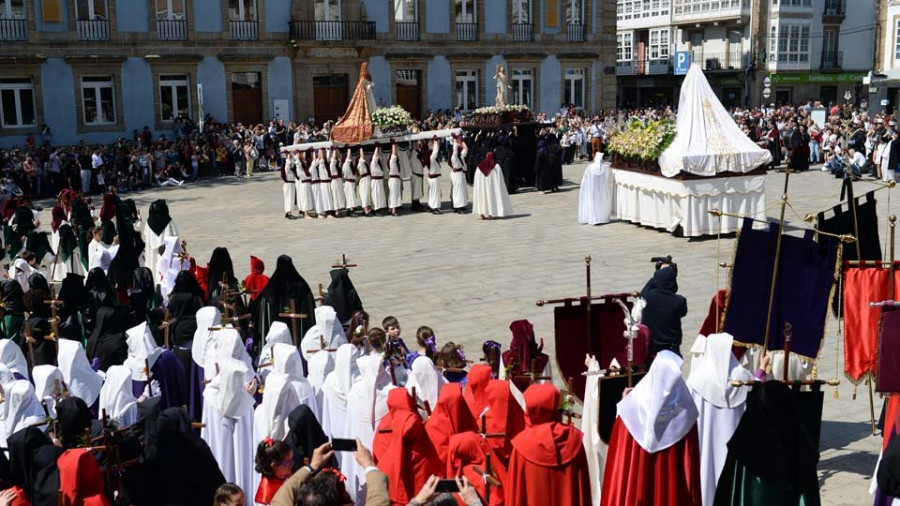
[762,172,791,355]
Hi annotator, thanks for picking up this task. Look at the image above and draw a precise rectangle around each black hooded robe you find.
[252,255,317,348]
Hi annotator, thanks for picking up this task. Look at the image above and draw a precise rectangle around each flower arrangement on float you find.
[372,106,413,134]
[606,119,677,170]
[470,104,533,126]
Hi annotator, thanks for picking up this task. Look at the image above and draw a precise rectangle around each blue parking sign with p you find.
[675,51,691,75]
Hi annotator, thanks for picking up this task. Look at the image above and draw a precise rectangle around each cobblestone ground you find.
[122,160,886,504]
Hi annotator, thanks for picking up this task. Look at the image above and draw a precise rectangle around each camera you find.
[650,255,677,272]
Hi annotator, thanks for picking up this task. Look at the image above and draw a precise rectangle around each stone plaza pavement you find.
[125,160,888,504]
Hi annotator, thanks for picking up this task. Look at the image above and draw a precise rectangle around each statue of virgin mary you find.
[332,62,380,144]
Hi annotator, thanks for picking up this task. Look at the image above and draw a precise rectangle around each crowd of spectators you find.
[0,99,891,202]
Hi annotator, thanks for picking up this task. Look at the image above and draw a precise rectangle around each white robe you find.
[473,165,513,218]
[687,333,752,506]
[329,157,346,211]
[258,322,293,382]
[343,354,395,504]
[0,339,28,380]
[427,148,442,210]
[295,160,315,213]
[357,159,372,208]
[157,236,188,301]
[57,339,103,407]
[388,154,403,209]
[143,217,179,285]
[272,343,319,422]
[316,159,334,213]
[32,365,65,418]
[581,357,607,506]
[0,380,45,448]
[254,371,300,441]
[408,149,425,201]
[578,153,612,225]
[49,223,84,282]
[369,153,388,211]
[283,158,298,214]
[406,356,443,418]
[342,158,360,209]
[87,240,105,277]
[98,365,139,428]
[450,143,468,208]
[124,322,163,383]
[320,344,360,439]
[201,358,257,506]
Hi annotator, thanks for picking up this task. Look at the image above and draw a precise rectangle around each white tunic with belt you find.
[388,153,403,209]
[427,147,442,210]
[342,157,361,209]
[369,151,388,211]
[450,142,468,209]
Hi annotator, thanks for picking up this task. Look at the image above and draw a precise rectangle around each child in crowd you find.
[254,439,294,505]
[436,341,469,385]
[383,316,410,358]
[213,483,245,506]
[406,325,437,367]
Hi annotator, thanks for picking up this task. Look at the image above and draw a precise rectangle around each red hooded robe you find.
[243,256,269,301]
[376,392,443,505]
[58,449,111,506]
[483,379,526,465]
[373,388,419,462]
[502,320,549,392]
[463,364,492,419]
[505,383,591,506]
[447,431,509,506]
[426,383,478,462]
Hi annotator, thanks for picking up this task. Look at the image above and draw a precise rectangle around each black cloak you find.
[325,267,363,325]
[253,255,316,339]
[285,405,332,471]
[86,306,127,372]
[640,267,687,351]
[146,199,172,236]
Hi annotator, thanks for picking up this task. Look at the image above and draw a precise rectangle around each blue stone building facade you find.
[0,0,616,147]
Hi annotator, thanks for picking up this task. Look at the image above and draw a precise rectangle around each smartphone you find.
[330,438,358,452]
[434,479,460,493]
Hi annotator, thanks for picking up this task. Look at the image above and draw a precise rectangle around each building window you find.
[75,0,107,20]
[160,75,190,122]
[81,76,116,125]
[41,0,63,22]
[617,32,633,61]
[394,0,416,21]
[229,0,256,20]
[772,0,811,5]
[0,78,35,128]
[895,19,900,60]
[155,0,185,20]
[0,0,25,19]
[566,0,583,24]
[649,28,669,60]
[511,69,533,108]
[455,70,478,112]
[512,0,530,23]
[564,68,585,109]
[455,0,476,23]
[775,24,809,62]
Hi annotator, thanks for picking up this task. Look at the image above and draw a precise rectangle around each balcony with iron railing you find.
[290,20,376,41]
[698,49,745,71]
[77,19,109,41]
[617,57,673,76]
[567,24,586,42]
[820,51,842,70]
[157,19,187,40]
[767,57,811,72]
[395,21,418,41]
[230,19,258,40]
[456,22,477,41]
[0,18,27,41]
[672,0,748,24]
[512,22,532,41]
[823,0,845,20]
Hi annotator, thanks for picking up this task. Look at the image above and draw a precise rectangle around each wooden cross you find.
[331,254,358,270]
[478,414,506,439]
[473,453,501,504]
[207,312,251,332]
[315,283,327,306]
[277,300,308,347]
[387,358,399,386]
[157,309,177,350]
[512,358,551,385]
[43,296,64,355]
[410,386,432,417]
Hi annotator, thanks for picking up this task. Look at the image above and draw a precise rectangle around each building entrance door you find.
[313,74,349,123]
[395,70,421,120]
[231,72,262,125]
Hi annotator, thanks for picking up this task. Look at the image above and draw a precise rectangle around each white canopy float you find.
[280,128,462,153]
[659,63,772,178]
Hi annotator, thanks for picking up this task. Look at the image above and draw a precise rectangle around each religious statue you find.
[494,65,510,107]
[332,62,379,143]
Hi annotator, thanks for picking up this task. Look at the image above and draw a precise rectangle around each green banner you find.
[769,73,866,85]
